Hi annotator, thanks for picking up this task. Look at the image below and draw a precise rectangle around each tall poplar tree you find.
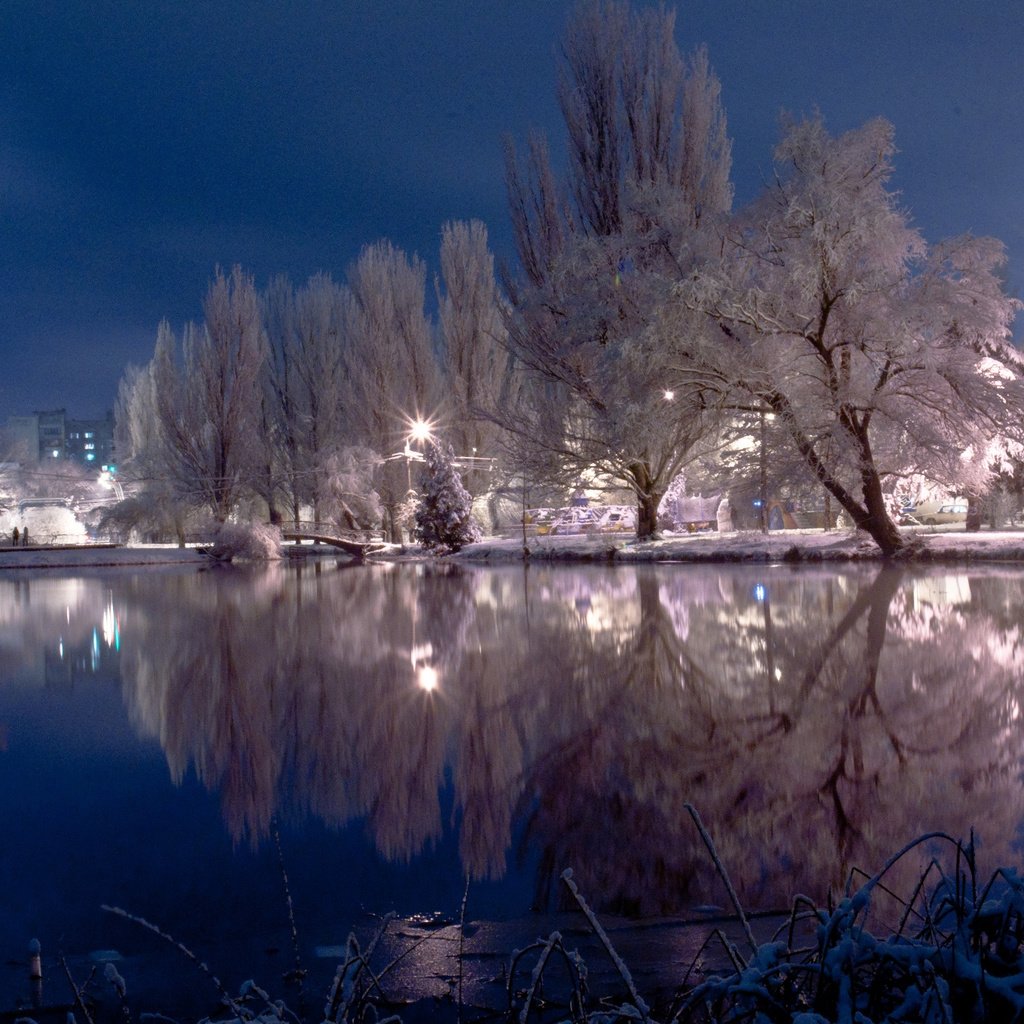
[500,0,733,537]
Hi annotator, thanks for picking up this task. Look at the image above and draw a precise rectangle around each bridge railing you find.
[280,521,384,543]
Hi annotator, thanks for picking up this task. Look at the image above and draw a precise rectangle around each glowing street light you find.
[663,389,675,401]
[404,417,435,490]
[98,469,124,500]
[408,418,433,444]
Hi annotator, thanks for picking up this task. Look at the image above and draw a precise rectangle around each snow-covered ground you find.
[0,543,212,569]
[453,526,1024,563]
[5,527,1024,570]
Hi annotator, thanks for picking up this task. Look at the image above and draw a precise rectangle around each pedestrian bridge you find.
[281,521,386,558]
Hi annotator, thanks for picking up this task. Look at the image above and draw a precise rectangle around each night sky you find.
[2,1,1021,421]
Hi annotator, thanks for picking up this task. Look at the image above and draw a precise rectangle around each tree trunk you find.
[966,494,982,532]
[851,468,901,557]
[629,460,662,540]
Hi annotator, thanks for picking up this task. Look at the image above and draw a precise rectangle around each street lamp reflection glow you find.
[411,640,438,691]
[417,665,439,692]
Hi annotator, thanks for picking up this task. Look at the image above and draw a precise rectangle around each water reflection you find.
[3,562,1023,915]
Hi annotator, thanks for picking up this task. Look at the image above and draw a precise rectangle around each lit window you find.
[84,443,95,450]
[86,453,95,461]
[51,449,60,458]
[85,431,94,438]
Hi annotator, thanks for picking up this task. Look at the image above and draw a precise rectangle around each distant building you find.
[5,415,40,462]
[37,409,67,461]
[3,409,116,469]
[65,411,116,469]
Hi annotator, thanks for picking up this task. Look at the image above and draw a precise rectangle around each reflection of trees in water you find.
[111,562,1024,914]
[519,568,1024,912]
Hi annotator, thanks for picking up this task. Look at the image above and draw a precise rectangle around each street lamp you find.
[404,418,434,490]
[409,419,432,444]
[99,469,124,501]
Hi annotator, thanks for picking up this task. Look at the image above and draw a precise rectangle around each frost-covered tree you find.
[413,439,481,553]
[262,272,349,523]
[436,220,508,499]
[318,446,382,532]
[146,266,267,522]
[500,1,732,537]
[670,116,1023,555]
[340,241,443,541]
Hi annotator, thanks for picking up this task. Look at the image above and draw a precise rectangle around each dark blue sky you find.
[2,1,1022,421]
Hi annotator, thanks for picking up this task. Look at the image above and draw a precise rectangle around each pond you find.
[1,559,1023,1017]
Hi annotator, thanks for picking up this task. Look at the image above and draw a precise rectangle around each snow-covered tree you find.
[137,266,267,523]
[318,446,382,532]
[262,272,349,523]
[436,220,508,500]
[670,115,1023,555]
[499,1,733,538]
[340,241,443,541]
[413,439,481,553]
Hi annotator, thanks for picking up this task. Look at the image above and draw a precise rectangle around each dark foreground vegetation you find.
[11,808,1024,1024]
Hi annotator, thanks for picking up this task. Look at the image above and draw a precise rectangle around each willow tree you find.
[436,220,507,501]
[144,266,266,523]
[262,272,349,523]
[499,0,732,537]
[340,241,443,541]
[670,115,1022,555]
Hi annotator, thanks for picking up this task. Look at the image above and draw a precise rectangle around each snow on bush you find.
[209,521,282,562]
[11,504,88,544]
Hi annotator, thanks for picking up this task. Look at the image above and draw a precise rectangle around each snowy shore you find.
[454,526,1024,564]
[4,527,1024,570]
[0,543,213,570]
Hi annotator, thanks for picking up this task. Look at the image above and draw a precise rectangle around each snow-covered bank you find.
[453,528,1024,563]
[0,544,213,570]
[5,529,1024,571]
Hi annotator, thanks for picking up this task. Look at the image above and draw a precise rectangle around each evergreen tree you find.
[413,440,481,553]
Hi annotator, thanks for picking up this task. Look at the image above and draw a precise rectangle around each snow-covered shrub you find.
[18,504,87,544]
[413,440,481,553]
[209,521,282,562]
[319,446,383,531]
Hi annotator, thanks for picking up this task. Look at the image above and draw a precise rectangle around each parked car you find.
[902,501,968,526]
[592,506,636,533]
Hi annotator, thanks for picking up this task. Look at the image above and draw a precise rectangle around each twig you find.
[271,818,307,999]
[560,869,650,1022]
[458,876,470,1024]
[59,954,97,1024]
[102,905,248,1018]
[684,803,758,957]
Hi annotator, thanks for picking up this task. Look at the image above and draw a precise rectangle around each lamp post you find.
[758,409,775,534]
[405,418,433,491]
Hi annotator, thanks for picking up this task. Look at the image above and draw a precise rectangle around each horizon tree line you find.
[112,0,1024,555]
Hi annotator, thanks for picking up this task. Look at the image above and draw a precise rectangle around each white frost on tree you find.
[144,266,267,523]
[670,115,1023,555]
[413,439,481,553]
[340,241,443,541]
[436,220,508,502]
[499,0,733,538]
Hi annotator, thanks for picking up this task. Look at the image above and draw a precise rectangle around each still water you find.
[2,559,1023,1012]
